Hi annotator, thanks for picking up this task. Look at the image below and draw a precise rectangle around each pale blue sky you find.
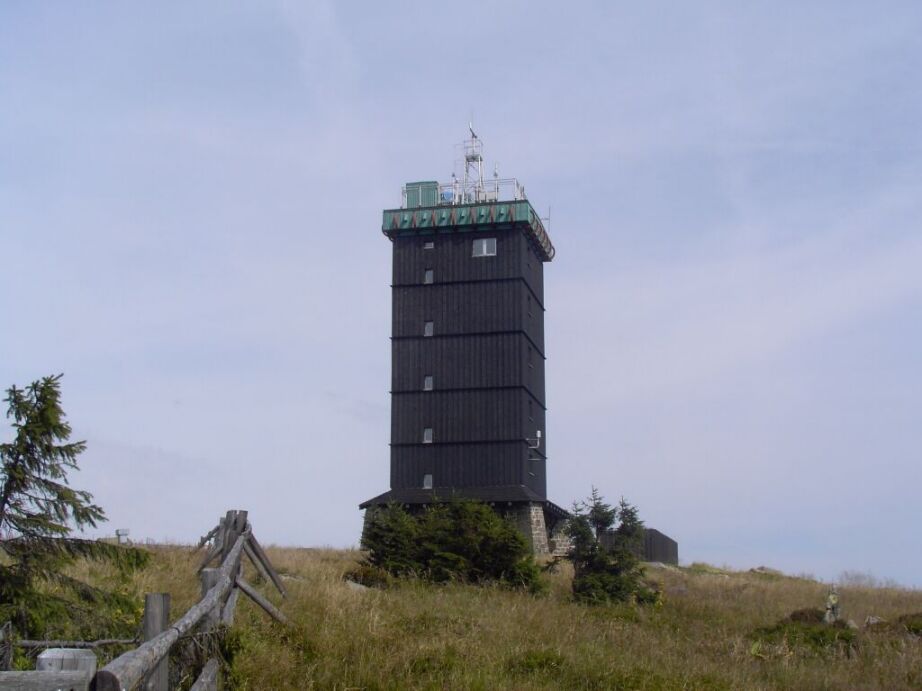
[2,2,921,585]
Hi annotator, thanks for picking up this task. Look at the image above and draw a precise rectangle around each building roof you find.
[382,199,555,262]
[359,485,570,519]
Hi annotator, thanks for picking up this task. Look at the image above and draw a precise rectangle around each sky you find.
[2,2,921,586]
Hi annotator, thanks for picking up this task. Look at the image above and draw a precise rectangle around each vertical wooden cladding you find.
[392,334,545,404]
[391,443,526,489]
[393,228,545,304]
[392,282,545,353]
[383,213,551,503]
[392,389,523,444]
[643,529,679,565]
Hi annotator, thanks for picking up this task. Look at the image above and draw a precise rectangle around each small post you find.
[219,511,237,561]
[141,593,170,691]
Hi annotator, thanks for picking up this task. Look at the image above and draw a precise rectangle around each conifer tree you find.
[0,374,148,639]
[565,490,660,605]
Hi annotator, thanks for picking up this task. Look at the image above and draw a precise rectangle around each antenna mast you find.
[463,122,485,202]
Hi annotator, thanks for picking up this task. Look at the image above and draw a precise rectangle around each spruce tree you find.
[565,490,660,605]
[0,374,148,639]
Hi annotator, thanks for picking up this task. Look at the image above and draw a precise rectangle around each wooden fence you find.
[0,509,287,691]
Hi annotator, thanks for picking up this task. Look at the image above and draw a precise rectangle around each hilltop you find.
[45,547,922,689]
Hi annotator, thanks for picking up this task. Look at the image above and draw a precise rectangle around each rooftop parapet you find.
[383,197,555,262]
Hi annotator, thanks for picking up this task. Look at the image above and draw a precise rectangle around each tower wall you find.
[388,226,547,500]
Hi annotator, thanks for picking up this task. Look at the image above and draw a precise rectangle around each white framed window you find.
[472,237,497,257]
[424,241,435,250]
[422,427,433,443]
[422,473,433,489]
[423,375,433,391]
[424,269,434,284]
[424,321,434,337]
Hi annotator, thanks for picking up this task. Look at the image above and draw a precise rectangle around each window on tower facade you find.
[424,268,434,284]
[424,321,434,337]
[422,473,433,489]
[472,237,497,257]
[422,427,433,444]
[424,241,434,249]
[423,375,433,391]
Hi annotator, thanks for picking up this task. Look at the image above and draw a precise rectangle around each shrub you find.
[750,609,857,657]
[564,490,660,605]
[750,619,856,653]
[361,501,543,591]
[897,612,922,636]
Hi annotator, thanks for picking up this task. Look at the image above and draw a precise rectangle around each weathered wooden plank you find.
[243,540,273,586]
[236,577,289,625]
[16,639,135,649]
[0,670,91,690]
[200,568,221,631]
[142,593,170,691]
[197,541,222,573]
[221,585,240,625]
[94,530,249,691]
[219,511,237,561]
[246,534,287,598]
[194,524,220,551]
[189,658,219,691]
[233,510,248,534]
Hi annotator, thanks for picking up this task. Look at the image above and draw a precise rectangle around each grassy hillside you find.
[65,546,922,689]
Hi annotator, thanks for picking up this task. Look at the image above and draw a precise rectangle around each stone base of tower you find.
[504,503,550,554]
[359,496,571,557]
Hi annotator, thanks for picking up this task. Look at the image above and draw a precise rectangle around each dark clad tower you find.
[361,130,567,552]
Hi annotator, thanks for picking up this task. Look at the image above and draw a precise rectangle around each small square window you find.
[424,269,434,284]
[424,241,435,250]
[472,237,497,257]
[424,321,434,337]
[422,427,433,444]
[423,375,433,391]
[422,473,433,489]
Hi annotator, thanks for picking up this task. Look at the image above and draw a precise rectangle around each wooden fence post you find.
[141,593,170,691]
[219,511,237,562]
[200,569,222,630]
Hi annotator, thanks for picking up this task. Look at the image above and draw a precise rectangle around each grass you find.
[48,547,922,689]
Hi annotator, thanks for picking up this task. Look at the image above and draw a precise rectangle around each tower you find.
[360,130,568,553]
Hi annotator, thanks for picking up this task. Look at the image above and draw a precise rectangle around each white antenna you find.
[463,123,485,202]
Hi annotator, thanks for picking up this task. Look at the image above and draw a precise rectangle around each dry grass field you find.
[64,546,922,690]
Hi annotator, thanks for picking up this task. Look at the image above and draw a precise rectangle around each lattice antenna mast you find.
[463,122,485,202]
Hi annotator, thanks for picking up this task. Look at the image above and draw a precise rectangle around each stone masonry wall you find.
[504,502,549,555]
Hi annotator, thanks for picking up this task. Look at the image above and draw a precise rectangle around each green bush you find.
[564,490,660,605]
[750,609,857,656]
[361,501,543,592]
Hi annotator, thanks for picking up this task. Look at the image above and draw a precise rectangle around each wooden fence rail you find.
[0,509,286,691]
